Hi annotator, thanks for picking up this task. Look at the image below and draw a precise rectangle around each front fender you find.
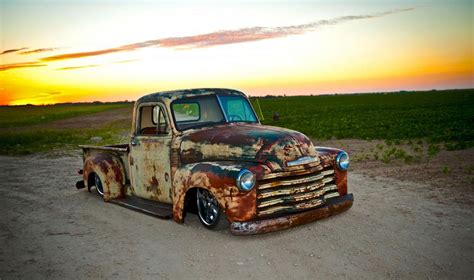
[83,152,126,201]
[172,162,269,223]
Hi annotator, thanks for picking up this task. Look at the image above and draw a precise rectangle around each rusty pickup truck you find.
[76,88,353,235]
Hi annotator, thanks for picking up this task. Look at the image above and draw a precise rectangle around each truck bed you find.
[79,143,130,185]
[78,143,173,218]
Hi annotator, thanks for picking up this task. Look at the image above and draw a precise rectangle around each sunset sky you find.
[0,0,472,105]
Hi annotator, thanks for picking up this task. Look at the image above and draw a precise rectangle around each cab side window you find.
[137,105,169,135]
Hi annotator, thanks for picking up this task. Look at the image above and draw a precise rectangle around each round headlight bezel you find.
[236,169,256,191]
[336,151,350,171]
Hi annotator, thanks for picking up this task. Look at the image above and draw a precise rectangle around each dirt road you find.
[1,154,473,279]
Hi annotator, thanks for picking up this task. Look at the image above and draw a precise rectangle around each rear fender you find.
[83,153,126,201]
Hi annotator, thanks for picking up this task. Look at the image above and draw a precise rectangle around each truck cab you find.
[77,88,353,235]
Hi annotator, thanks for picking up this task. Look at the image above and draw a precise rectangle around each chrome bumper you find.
[230,193,354,235]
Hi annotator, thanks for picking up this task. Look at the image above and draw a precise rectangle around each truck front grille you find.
[256,166,339,218]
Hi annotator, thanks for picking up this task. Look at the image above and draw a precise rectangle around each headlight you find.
[236,169,256,191]
[336,151,350,170]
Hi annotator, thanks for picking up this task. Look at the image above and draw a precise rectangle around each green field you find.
[0,103,131,155]
[0,89,472,155]
[0,103,129,128]
[251,89,474,149]
[0,123,130,155]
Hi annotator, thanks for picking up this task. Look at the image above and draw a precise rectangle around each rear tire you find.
[196,188,227,230]
[94,173,104,197]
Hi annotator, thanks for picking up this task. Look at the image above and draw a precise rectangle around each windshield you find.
[171,95,257,131]
[219,95,258,123]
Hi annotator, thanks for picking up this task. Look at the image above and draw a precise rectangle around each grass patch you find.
[0,121,129,155]
[0,103,131,128]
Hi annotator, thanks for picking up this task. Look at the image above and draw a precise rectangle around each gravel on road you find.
[0,154,473,279]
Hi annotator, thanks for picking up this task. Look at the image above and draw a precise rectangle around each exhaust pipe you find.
[76,180,85,189]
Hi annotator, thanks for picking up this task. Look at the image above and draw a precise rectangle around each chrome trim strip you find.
[258,198,325,216]
[259,169,334,190]
[321,169,335,176]
[324,192,340,200]
[261,165,324,180]
[258,188,327,208]
[287,156,318,167]
[258,173,325,189]
[258,181,326,199]
[257,184,337,205]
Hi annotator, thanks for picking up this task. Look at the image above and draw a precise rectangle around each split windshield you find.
[171,95,258,131]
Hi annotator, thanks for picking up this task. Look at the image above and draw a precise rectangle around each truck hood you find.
[179,123,318,169]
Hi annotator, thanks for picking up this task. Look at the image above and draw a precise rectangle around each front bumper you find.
[230,193,353,235]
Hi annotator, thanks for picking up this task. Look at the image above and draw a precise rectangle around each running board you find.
[109,196,173,219]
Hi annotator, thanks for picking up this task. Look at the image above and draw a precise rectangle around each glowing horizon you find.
[0,1,472,105]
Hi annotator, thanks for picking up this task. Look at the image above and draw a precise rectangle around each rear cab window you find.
[137,104,169,135]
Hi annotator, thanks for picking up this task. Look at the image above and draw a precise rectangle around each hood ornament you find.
[287,156,319,167]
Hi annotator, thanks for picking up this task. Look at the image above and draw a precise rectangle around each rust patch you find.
[172,162,259,223]
[145,175,162,198]
[129,135,173,203]
[82,152,126,201]
[150,175,159,187]
[231,194,353,235]
[335,169,348,195]
[179,123,318,170]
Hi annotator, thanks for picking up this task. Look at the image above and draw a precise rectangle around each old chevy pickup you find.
[76,88,353,235]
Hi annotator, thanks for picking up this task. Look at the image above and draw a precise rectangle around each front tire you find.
[196,188,226,230]
[94,173,104,196]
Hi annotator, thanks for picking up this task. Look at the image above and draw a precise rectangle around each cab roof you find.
[136,88,247,105]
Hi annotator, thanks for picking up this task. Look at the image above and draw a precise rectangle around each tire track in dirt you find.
[0,155,473,279]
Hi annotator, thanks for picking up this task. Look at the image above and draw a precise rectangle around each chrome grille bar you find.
[256,167,339,217]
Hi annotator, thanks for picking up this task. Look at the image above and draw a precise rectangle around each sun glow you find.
[1,1,472,105]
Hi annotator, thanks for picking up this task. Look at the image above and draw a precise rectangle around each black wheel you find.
[196,188,226,229]
[94,173,104,196]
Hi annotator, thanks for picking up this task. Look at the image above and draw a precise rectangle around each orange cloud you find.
[1,48,28,55]
[0,62,46,71]
[40,7,415,62]
[42,48,125,61]
[20,48,59,55]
